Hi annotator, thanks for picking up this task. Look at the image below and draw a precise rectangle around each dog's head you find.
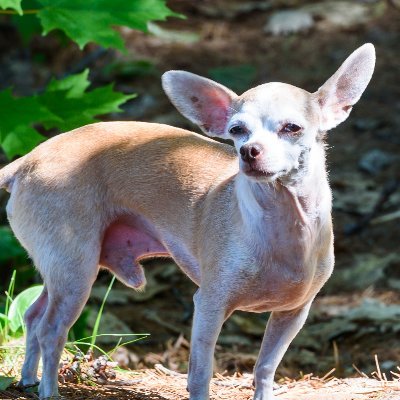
[162,44,375,183]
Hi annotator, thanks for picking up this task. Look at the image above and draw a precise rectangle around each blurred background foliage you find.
[0,0,399,382]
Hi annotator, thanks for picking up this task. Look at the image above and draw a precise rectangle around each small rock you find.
[381,360,397,370]
[264,10,314,36]
[325,253,398,293]
[353,117,381,132]
[304,1,374,29]
[72,350,84,362]
[71,361,80,372]
[84,350,94,362]
[331,171,380,214]
[197,0,272,19]
[358,149,394,175]
[97,376,108,384]
[390,0,400,8]
[388,279,400,290]
[111,346,140,369]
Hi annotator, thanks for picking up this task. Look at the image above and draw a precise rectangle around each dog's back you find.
[1,121,238,274]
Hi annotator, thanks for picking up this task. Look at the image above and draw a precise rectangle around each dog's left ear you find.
[316,43,375,131]
[162,70,238,138]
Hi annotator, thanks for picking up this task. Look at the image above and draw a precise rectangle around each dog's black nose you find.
[240,144,263,163]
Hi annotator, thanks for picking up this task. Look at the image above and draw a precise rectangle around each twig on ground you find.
[154,363,187,378]
[321,368,336,381]
[352,363,370,379]
[370,209,400,225]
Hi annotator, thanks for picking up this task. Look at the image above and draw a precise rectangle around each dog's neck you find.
[235,144,331,228]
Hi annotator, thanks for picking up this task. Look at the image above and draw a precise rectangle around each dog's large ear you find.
[162,71,238,138]
[316,43,375,131]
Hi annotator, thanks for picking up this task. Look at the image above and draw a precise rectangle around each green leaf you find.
[0,226,27,264]
[47,69,90,97]
[12,14,43,44]
[8,285,43,332]
[2,126,46,159]
[0,89,58,136]
[0,71,135,157]
[208,65,258,94]
[0,313,11,326]
[11,1,43,43]
[0,0,22,15]
[36,0,183,50]
[0,376,14,390]
[0,89,59,158]
[39,72,136,132]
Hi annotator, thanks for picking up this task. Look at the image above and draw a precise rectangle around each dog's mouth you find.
[242,164,279,180]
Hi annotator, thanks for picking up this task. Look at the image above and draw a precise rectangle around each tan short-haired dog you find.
[0,44,375,400]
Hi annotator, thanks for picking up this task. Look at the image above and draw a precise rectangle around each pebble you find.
[358,149,394,175]
[353,117,381,132]
[264,10,314,35]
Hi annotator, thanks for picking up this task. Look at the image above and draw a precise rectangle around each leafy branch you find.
[0,0,181,158]
[0,0,182,50]
[0,70,136,158]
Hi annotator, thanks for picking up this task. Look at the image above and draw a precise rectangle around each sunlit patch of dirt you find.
[2,368,399,400]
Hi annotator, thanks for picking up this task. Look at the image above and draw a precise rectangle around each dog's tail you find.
[0,156,26,193]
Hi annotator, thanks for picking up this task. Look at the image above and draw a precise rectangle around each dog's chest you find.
[232,204,332,311]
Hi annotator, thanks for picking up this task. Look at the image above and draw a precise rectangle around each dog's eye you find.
[280,123,302,135]
[229,125,246,135]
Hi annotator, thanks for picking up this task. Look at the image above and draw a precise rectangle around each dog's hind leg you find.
[34,252,99,399]
[19,288,48,389]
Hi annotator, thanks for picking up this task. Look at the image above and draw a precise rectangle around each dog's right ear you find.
[316,43,376,131]
[162,71,238,138]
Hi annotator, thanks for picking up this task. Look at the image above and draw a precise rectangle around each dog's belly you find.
[100,220,169,288]
[100,214,202,288]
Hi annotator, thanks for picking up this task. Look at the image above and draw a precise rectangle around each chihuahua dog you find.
[0,44,375,400]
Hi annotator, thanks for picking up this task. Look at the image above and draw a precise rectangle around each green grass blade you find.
[66,341,110,358]
[107,336,149,356]
[90,276,115,349]
[74,333,149,343]
[4,270,16,338]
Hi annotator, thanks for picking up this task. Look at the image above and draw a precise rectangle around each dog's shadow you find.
[2,383,175,400]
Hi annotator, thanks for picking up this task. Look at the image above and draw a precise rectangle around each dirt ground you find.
[0,0,400,399]
[2,370,400,400]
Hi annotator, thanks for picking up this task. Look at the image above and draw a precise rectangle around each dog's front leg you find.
[253,301,313,400]
[187,288,229,400]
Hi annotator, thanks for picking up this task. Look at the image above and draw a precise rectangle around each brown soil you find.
[2,371,400,400]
